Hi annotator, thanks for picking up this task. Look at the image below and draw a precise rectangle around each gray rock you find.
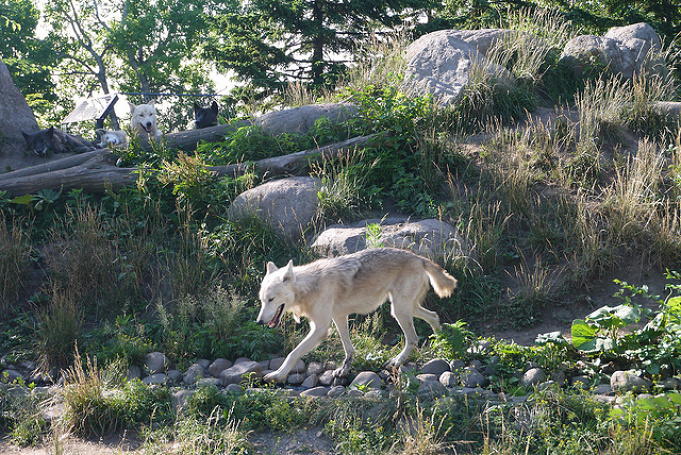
[0,59,44,172]
[311,218,471,263]
[449,359,466,371]
[287,373,305,385]
[661,377,681,390]
[127,365,142,381]
[560,23,662,79]
[439,371,459,387]
[1,369,23,384]
[267,357,285,371]
[219,361,263,386]
[420,359,450,376]
[417,380,448,400]
[254,102,359,136]
[300,386,330,398]
[459,367,488,388]
[196,378,221,388]
[183,364,206,386]
[349,371,383,390]
[593,384,614,395]
[142,373,168,386]
[416,373,439,384]
[222,384,246,395]
[301,373,319,389]
[328,385,346,398]
[208,358,233,377]
[318,370,335,386]
[520,368,547,388]
[403,30,511,105]
[228,177,322,241]
[166,369,183,384]
[289,360,307,375]
[306,361,325,376]
[196,359,211,369]
[611,370,651,393]
[144,352,171,375]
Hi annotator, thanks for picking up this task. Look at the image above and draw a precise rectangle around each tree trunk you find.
[0,134,376,197]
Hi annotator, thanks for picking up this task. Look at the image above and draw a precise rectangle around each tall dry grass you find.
[0,214,32,308]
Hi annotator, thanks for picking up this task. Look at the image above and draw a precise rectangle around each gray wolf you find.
[96,128,128,149]
[193,100,219,129]
[129,101,162,141]
[257,247,457,383]
[22,127,96,155]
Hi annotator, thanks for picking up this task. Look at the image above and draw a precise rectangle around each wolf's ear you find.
[47,126,55,135]
[282,260,294,282]
[128,102,136,114]
[266,261,278,274]
[211,100,218,111]
[22,132,30,141]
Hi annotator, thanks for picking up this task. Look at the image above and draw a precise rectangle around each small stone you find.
[419,359,450,376]
[520,368,546,388]
[611,370,651,393]
[183,364,206,386]
[287,373,305,385]
[142,373,167,386]
[208,359,233,377]
[459,367,488,388]
[301,386,330,398]
[144,352,171,375]
[301,373,319,389]
[439,371,458,387]
[349,371,383,390]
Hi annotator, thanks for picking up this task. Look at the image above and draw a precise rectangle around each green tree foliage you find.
[0,0,59,117]
[107,0,214,98]
[205,0,437,97]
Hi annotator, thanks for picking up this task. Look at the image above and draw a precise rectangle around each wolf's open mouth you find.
[269,304,285,328]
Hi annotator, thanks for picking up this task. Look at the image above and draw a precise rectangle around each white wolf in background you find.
[129,101,162,142]
[256,248,457,383]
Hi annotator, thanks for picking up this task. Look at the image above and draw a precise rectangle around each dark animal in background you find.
[22,126,96,155]
[193,100,219,129]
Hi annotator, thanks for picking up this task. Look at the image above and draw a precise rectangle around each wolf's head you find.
[130,102,158,133]
[22,127,58,155]
[193,100,219,129]
[257,260,296,329]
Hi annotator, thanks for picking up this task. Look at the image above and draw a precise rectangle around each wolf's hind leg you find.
[386,303,419,370]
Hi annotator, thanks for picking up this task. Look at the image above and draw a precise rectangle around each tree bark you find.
[0,134,376,197]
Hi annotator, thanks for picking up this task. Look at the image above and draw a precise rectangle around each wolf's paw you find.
[332,366,350,378]
[383,358,404,372]
[263,371,286,384]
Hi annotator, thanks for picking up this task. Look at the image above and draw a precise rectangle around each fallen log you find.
[0,135,377,197]
[138,120,252,151]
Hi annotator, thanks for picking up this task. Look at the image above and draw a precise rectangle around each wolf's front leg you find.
[332,315,354,378]
[264,323,329,383]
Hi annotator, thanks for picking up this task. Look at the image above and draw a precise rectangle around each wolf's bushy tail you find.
[423,260,458,298]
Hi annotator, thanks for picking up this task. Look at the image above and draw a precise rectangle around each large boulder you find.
[227,176,322,241]
[402,29,514,105]
[0,60,43,173]
[254,102,358,136]
[560,23,662,79]
[311,218,472,263]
